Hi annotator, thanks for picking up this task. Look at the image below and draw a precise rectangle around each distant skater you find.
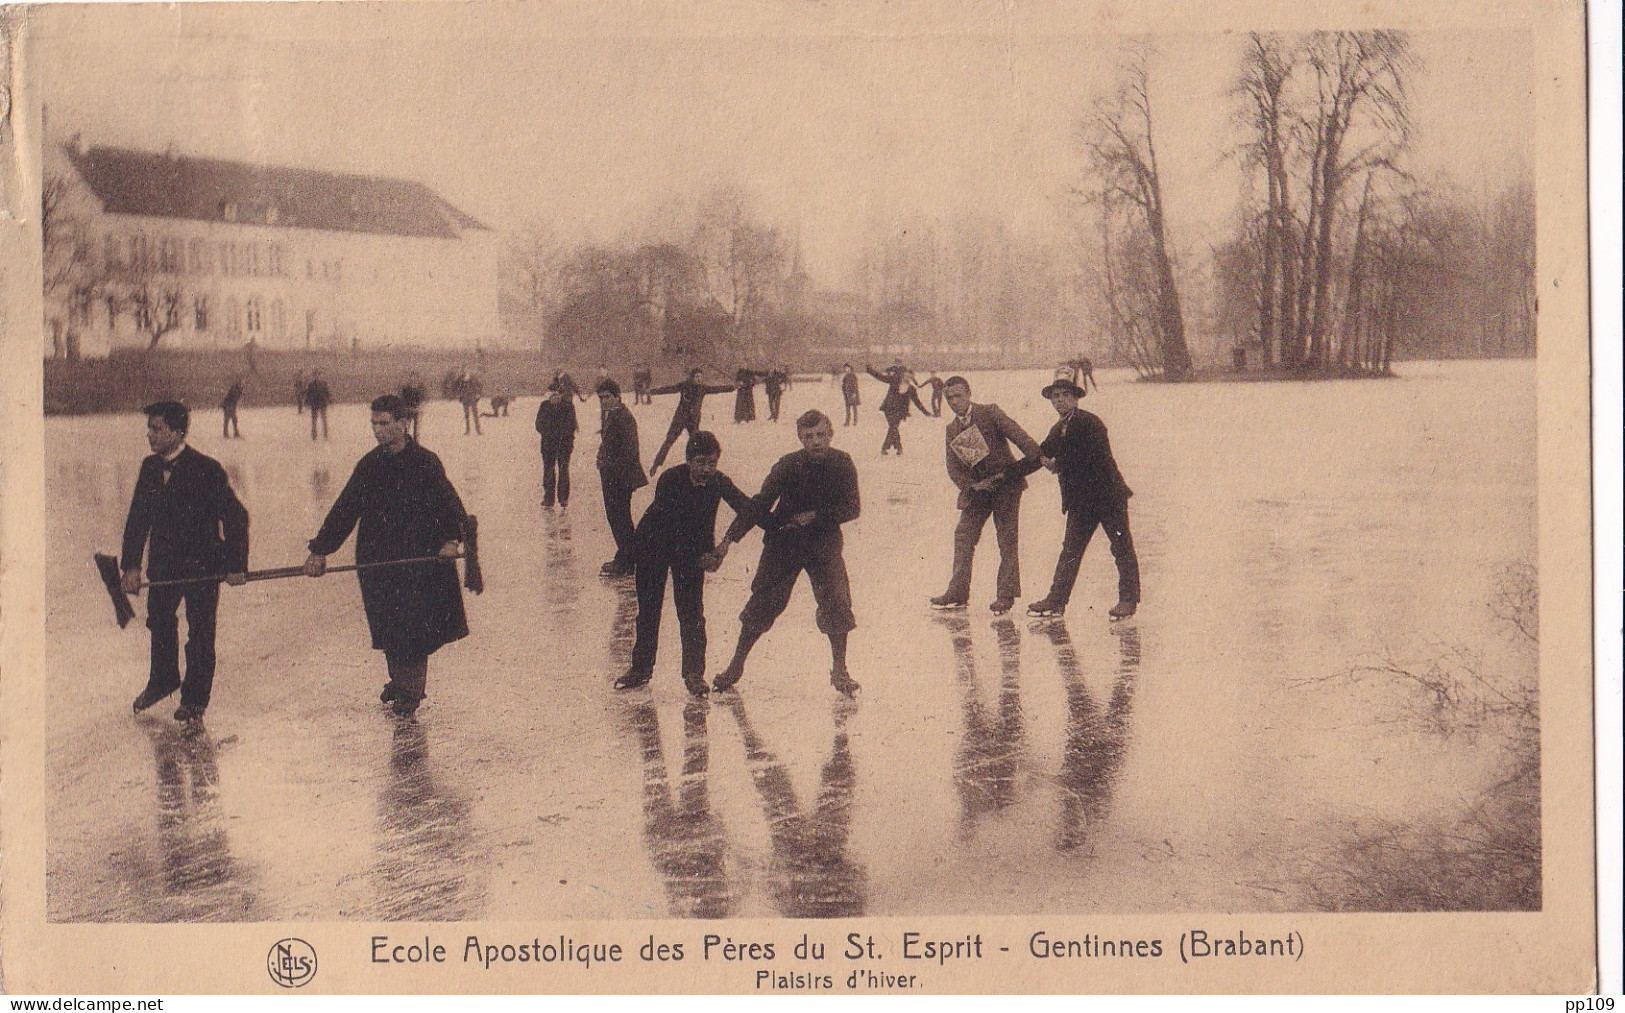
[733,368,761,423]
[534,383,578,509]
[458,370,483,435]
[710,411,861,697]
[596,380,647,576]
[121,401,250,725]
[220,378,243,439]
[763,368,789,422]
[930,376,1041,616]
[1070,357,1098,392]
[1016,375,1139,620]
[304,395,472,718]
[648,368,734,473]
[840,364,860,427]
[294,370,308,415]
[615,430,755,696]
[551,370,589,403]
[305,369,331,441]
[400,373,426,440]
[919,371,947,417]
[866,362,928,455]
[632,364,654,405]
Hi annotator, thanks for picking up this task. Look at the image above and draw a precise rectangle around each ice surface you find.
[43,362,1537,919]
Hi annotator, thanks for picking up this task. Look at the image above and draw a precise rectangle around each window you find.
[188,239,209,274]
[269,244,285,277]
[225,296,241,334]
[219,241,232,277]
[194,295,209,332]
[163,293,181,330]
[222,201,239,222]
[106,296,118,329]
[104,234,122,270]
[71,226,91,263]
[245,296,262,333]
[270,299,286,338]
[159,237,180,273]
[247,244,260,276]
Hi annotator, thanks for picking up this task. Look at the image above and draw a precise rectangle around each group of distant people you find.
[117,353,1135,730]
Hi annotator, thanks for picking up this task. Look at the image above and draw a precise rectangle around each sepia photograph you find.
[0,0,1597,994]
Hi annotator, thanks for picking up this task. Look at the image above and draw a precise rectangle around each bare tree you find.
[1295,30,1414,365]
[1233,33,1299,365]
[505,219,567,347]
[1076,45,1192,378]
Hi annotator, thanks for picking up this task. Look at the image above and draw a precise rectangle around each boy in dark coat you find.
[304,395,471,716]
[1014,377,1139,619]
[614,431,755,696]
[840,364,860,426]
[533,384,578,508]
[304,370,331,440]
[711,410,862,696]
[122,401,250,723]
[220,378,243,438]
[596,380,648,575]
[931,376,1042,615]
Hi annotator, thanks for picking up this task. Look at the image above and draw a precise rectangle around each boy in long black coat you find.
[304,395,471,716]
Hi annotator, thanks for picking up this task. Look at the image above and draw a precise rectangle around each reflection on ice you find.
[628,699,733,918]
[367,722,485,920]
[724,696,866,918]
[142,720,258,920]
[945,615,1025,838]
[1052,623,1138,853]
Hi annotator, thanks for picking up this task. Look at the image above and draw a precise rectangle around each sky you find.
[27,1,1537,287]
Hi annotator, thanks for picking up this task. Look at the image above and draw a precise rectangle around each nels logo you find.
[268,938,318,988]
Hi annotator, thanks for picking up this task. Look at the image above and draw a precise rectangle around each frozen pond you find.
[42,361,1538,920]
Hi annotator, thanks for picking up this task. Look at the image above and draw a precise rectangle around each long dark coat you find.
[309,440,469,657]
[596,402,648,491]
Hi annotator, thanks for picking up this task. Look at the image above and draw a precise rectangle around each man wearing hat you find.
[595,379,647,576]
[1014,375,1139,619]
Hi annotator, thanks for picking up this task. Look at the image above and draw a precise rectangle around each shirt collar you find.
[162,443,186,464]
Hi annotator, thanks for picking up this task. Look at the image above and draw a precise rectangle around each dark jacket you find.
[723,448,861,545]
[304,379,332,411]
[121,445,250,580]
[634,464,755,563]
[944,403,1041,510]
[597,402,648,490]
[1013,409,1133,513]
[650,379,734,426]
[841,372,860,406]
[308,439,469,656]
[866,365,928,421]
[534,397,578,453]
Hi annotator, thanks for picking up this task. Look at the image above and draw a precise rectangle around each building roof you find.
[67,145,489,239]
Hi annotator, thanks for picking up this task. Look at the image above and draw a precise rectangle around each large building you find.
[45,140,498,358]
